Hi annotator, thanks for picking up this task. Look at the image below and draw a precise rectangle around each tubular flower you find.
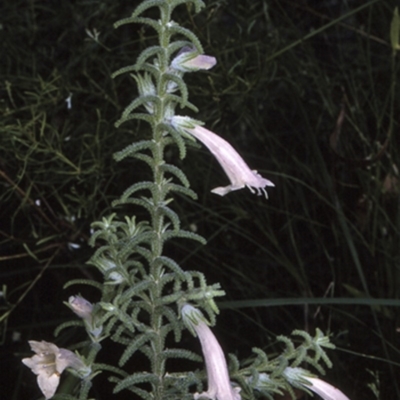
[303,376,350,400]
[283,367,350,400]
[171,116,274,197]
[68,295,103,340]
[22,340,89,399]
[181,304,241,400]
[69,295,93,320]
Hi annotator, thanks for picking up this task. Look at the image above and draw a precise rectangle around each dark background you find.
[1,0,399,399]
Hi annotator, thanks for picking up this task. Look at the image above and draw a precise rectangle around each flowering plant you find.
[22,341,90,399]
[21,1,349,399]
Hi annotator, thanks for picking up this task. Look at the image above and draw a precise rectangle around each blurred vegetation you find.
[1,0,399,399]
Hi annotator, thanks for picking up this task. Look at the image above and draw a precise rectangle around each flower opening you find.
[22,340,88,399]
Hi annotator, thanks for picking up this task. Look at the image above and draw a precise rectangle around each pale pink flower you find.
[284,367,350,400]
[171,116,274,197]
[303,376,350,400]
[181,304,241,400]
[171,50,216,72]
[69,295,93,320]
[22,340,88,399]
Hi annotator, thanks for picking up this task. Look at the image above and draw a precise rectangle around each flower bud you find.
[181,304,241,400]
[171,49,216,72]
[68,295,93,320]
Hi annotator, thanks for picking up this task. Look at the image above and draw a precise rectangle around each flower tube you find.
[181,304,241,400]
[303,376,350,400]
[283,367,350,400]
[171,116,274,197]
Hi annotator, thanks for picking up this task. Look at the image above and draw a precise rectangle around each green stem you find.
[148,5,174,398]
[150,137,166,399]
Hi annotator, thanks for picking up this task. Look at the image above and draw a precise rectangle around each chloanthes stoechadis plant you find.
[21,1,350,399]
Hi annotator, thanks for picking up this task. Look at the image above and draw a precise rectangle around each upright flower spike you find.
[181,304,241,400]
[22,340,89,400]
[171,116,274,197]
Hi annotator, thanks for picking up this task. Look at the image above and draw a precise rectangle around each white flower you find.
[283,367,350,400]
[22,340,89,399]
[181,304,241,400]
[171,116,274,197]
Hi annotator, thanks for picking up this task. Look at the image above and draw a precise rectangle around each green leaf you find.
[160,163,190,187]
[166,182,197,199]
[115,16,160,32]
[153,255,185,278]
[158,204,181,231]
[114,372,159,394]
[119,280,153,303]
[131,0,166,20]
[119,182,156,202]
[168,25,204,54]
[112,64,137,79]
[162,73,189,103]
[161,348,202,362]
[119,332,155,366]
[162,229,206,245]
[63,279,103,291]
[160,122,187,159]
[114,112,154,126]
[118,95,161,121]
[114,140,153,162]
[135,46,164,70]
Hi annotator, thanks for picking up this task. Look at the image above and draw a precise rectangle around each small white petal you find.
[28,340,59,356]
[37,372,60,400]
[22,355,54,377]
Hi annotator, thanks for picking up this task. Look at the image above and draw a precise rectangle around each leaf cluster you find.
[216,328,335,400]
